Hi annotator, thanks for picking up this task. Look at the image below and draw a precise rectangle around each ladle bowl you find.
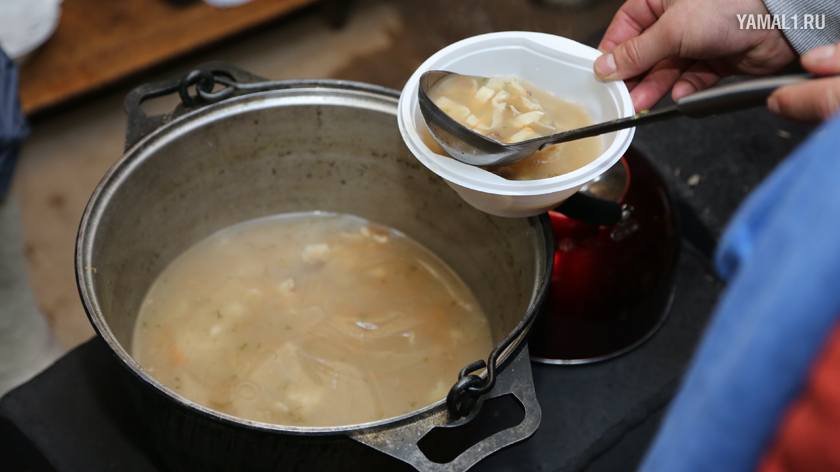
[418,70,548,167]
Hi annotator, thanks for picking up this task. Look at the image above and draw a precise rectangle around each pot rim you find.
[75,81,553,436]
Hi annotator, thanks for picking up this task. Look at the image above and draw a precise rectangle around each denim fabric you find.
[638,114,840,472]
[0,47,29,199]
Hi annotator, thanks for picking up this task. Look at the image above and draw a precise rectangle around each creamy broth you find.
[132,213,493,427]
[426,74,602,180]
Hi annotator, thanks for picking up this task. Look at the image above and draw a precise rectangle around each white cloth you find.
[0,0,62,61]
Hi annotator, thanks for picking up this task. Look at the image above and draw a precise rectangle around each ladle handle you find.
[540,74,812,149]
[540,106,680,149]
[350,346,541,472]
[675,74,812,117]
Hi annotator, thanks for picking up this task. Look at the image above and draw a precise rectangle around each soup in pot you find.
[425,74,602,181]
[132,213,493,427]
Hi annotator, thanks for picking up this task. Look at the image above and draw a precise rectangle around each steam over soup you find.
[425,74,603,180]
[132,213,493,427]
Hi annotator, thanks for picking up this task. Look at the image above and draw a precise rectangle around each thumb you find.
[769,42,840,121]
[595,22,679,81]
[801,43,840,75]
[768,78,840,122]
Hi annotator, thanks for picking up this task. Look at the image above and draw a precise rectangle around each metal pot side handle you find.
[122,62,401,151]
[350,346,541,472]
[122,62,268,151]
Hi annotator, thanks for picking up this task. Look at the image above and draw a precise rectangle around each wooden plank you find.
[18,0,318,115]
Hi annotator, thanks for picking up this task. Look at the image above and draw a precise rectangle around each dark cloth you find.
[0,47,29,199]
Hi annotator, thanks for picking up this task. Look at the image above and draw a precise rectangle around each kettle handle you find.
[554,191,623,227]
[350,346,541,472]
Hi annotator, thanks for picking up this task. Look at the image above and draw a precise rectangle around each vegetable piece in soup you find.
[429,74,558,144]
[425,74,602,180]
[132,213,493,427]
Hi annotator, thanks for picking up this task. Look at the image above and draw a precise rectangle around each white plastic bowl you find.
[398,32,635,217]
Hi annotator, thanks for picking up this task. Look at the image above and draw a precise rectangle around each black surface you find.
[634,97,816,235]
[0,336,166,472]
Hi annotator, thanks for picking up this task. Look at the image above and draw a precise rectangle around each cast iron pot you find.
[75,63,554,472]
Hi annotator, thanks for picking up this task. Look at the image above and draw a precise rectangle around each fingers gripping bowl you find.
[398,32,636,217]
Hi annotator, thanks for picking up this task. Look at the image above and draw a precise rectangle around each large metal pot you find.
[75,63,553,472]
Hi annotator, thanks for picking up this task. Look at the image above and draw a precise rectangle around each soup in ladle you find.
[424,74,603,180]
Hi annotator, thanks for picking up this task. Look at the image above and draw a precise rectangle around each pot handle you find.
[123,62,402,151]
[350,346,541,472]
[123,62,269,151]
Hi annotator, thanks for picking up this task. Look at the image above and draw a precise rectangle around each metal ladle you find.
[418,70,811,167]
